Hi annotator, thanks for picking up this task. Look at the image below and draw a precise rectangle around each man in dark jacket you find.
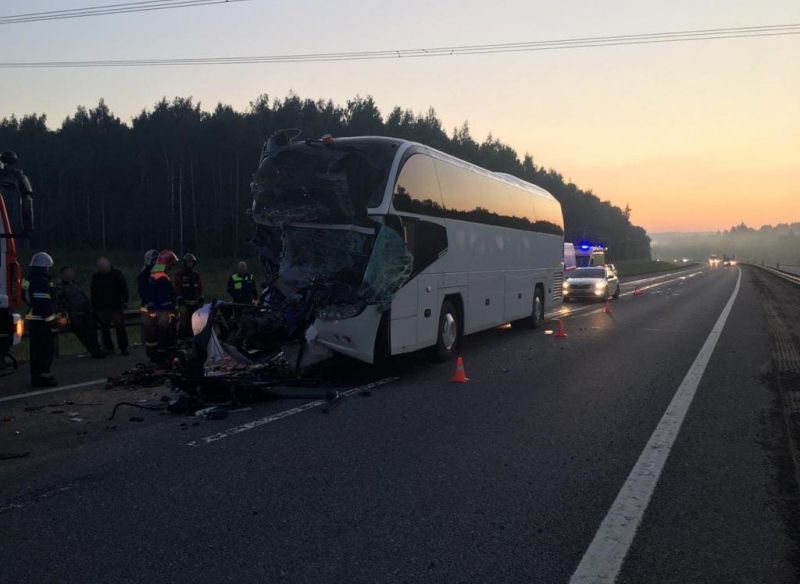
[226,261,257,304]
[55,267,105,359]
[90,257,130,355]
[24,252,59,387]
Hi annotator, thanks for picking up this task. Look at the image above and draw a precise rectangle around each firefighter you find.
[147,249,178,364]
[226,261,257,304]
[138,249,158,360]
[24,252,59,387]
[173,253,204,338]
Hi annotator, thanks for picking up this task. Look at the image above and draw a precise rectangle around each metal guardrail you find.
[750,264,800,287]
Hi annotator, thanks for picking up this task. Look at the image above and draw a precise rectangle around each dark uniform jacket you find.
[91,268,129,311]
[137,267,152,308]
[24,266,56,322]
[147,273,175,312]
[227,273,256,304]
[173,268,204,306]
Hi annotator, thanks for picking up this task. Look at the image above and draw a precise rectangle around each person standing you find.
[24,252,59,387]
[226,261,257,304]
[138,249,159,360]
[90,257,130,355]
[173,253,204,338]
[147,250,178,364]
[55,267,105,359]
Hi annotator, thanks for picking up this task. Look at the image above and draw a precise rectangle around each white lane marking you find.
[0,379,106,404]
[187,377,400,447]
[621,266,703,287]
[569,268,741,583]
[548,269,705,320]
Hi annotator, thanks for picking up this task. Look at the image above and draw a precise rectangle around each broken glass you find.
[358,225,413,310]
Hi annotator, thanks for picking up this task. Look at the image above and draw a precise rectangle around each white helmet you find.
[144,249,159,267]
[30,252,54,269]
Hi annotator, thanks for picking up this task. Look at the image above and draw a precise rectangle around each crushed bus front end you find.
[193,134,412,368]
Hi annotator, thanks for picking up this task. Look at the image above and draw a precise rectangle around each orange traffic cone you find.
[604,300,612,314]
[554,319,568,338]
[633,287,643,296]
[450,356,469,383]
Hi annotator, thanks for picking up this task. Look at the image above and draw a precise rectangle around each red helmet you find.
[157,249,179,267]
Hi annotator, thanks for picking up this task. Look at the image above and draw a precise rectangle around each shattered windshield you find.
[251,140,398,225]
[280,225,374,286]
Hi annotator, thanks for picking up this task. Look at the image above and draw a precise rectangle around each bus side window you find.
[393,154,445,216]
[402,217,448,276]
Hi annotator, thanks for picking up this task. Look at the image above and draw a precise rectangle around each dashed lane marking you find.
[187,377,400,447]
[0,379,107,404]
[569,268,741,583]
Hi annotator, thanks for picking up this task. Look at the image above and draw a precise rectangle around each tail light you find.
[8,260,22,305]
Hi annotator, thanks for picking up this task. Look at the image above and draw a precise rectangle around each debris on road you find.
[0,452,30,461]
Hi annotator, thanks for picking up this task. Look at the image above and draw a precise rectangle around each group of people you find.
[23,250,260,388]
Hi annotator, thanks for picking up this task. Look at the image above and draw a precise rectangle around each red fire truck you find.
[0,151,35,368]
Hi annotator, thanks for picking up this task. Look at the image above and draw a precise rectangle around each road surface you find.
[1,265,799,583]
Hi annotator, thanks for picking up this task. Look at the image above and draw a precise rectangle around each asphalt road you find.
[1,265,799,583]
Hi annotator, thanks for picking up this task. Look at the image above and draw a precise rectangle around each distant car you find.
[562,266,620,302]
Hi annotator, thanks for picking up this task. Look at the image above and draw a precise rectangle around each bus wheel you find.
[434,299,460,362]
[531,287,545,328]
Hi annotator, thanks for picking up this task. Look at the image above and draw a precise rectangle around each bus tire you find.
[434,299,461,362]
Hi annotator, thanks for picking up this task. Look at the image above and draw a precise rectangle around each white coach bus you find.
[252,136,565,364]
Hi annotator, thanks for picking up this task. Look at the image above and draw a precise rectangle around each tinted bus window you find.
[435,159,562,235]
[393,154,445,217]
[533,197,565,235]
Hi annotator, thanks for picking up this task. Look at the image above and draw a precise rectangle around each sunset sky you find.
[2,0,798,233]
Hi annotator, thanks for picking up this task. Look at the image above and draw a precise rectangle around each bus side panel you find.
[416,273,441,349]
[466,271,504,333]
[505,271,534,321]
[390,279,418,355]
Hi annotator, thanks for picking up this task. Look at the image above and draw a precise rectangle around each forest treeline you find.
[0,94,651,259]
[652,223,800,265]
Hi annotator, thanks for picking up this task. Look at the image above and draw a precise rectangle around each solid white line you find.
[187,377,400,446]
[621,267,699,287]
[569,267,741,584]
[0,378,106,404]
[547,269,705,320]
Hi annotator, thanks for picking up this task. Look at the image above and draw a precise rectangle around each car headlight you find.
[563,281,570,289]
[594,281,606,290]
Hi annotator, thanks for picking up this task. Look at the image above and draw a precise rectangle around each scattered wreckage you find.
[111,130,410,407]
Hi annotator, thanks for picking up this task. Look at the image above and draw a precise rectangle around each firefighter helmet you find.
[144,249,159,267]
[0,151,18,166]
[182,253,198,264]
[157,249,179,267]
[30,251,54,269]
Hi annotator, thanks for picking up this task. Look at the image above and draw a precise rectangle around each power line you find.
[0,0,251,25]
[1,23,797,68]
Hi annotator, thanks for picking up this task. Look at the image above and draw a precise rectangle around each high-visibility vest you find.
[230,273,254,290]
